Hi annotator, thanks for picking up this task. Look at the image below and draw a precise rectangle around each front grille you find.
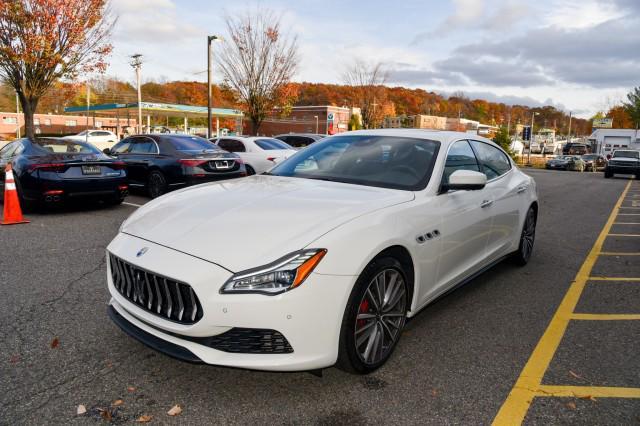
[202,328,293,354]
[109,253,203,324]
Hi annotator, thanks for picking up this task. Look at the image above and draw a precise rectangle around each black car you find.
[604,149,640,179]
[274,133,325,149]
[105,134,245,198]
[0,138,128,210]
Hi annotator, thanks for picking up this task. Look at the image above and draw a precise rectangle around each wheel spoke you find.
[362,325,378,362]
[382,271,399,308]
[356,321,376,346]
[384,284,405,313]
[366,288,379,311]
[357,313,376,321]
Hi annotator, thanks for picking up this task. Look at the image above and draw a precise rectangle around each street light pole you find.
[314,115,318,134]
[207,35,220,139]
[130,54,143,134]
[15,92,20,139]
[86,82,91,145]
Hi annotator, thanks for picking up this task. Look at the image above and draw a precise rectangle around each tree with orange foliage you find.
[0,0,114,139]
[607,105,633,128]
[218,8,298,134]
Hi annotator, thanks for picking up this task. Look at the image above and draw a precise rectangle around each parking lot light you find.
[527,112,540,165]
[207,35,222,139]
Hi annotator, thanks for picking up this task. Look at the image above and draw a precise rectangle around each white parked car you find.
[210,136,296,175]
[63,130,118,151]
[107,130,538,374]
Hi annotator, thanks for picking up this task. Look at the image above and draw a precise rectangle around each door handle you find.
[517,186,527,194]
[480,199,494,208]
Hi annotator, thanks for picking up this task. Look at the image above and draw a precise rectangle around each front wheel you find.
[147,170,167,199]
[512,207,536,266]
[336,257,408,374]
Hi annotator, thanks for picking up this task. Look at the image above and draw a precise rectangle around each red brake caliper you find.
[357,299,370,328]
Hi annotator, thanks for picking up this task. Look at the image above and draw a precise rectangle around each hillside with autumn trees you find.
[1,78,634,135]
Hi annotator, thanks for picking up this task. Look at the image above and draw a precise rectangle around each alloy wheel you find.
[148,172,165,198]
[521,209,536,262]
[354,268,406,365]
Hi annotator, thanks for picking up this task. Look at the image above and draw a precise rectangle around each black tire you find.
[336,256,408,374]
[147,170,167,199]
[512,206,536,266]
[604,169,613,178]
[107,196,125,206]
[245,164,256,176]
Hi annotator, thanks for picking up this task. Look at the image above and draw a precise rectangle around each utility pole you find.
[527,112,539,165]
[130,54,143,134]
[86,82,91,144]
[207,35,221,139]
[15,92,20,138]
[566,111,572,142]
[314,115,318,134]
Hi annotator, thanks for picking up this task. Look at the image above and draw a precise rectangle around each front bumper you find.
[606,164,639,174]
[106,232,356,371]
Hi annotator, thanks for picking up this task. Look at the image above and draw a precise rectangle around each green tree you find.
[492,126,515,158]
[623,87,640,129]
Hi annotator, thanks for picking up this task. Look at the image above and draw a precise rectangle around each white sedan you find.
[63,130,118,151]
[210,136,296,175]
[106,130,538,374]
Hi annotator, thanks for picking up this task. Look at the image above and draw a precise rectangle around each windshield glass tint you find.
[613,150,639,158]
[268,135,440,190]
[254,138,292,150]
[33,139,100,154]
[169,136,220,152]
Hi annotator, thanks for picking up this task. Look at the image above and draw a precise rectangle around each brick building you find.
[0,112,135,140]
[247,106,359,136]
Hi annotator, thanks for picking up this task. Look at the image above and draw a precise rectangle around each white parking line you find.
[122,202,143,208]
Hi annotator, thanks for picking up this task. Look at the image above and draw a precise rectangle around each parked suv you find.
[604,149,640,178]
[562,143,589,155]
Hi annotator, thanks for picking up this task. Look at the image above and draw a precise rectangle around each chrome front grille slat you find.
[108,253,203,324]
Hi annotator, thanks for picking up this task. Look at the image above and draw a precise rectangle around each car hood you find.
[121,175,415,272]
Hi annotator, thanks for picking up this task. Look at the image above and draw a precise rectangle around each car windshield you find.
[613,150,639,159]
[268,135,440,191]
[75,131,88,136]
[556,156,573,160]
[32,138,100,154]
[254,138,293,150]
[167,135,220,152]
[582,154,598,160]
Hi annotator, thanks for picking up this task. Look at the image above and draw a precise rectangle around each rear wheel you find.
[245,165,256,176]
[147,170,167,199]
[336,256,408,374]
[513,207,536,266]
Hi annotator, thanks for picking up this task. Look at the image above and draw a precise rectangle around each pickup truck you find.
[604,149,640,178]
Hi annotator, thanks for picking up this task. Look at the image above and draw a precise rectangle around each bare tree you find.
[218,9,298,135]
[342,59,388,129]
[0,0,114,139]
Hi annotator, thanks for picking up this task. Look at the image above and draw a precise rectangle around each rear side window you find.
[288,136,314,147]
[218,139,246,153]
[168,135,218,152]
[254,138,292,150]
[129,138,158,154]
[0,142,18,159]
[443,140,480,184]
[112,140,131,154]
[469,140,511,180]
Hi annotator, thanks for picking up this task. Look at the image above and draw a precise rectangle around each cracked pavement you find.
[1,171,638,424]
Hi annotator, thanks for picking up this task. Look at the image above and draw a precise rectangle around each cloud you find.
[438,90,567,110]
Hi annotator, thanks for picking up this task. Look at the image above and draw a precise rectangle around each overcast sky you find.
[107,0,639,118]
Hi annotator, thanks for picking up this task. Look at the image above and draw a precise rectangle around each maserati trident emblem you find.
[136,247,149,257]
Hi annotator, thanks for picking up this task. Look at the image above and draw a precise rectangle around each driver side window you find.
[443,140,480,184]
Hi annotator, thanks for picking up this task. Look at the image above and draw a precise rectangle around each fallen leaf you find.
[579,395,597,402]
[137,415,153,423]
[100,409,112,421]
[565,401,577,410]
[167,404,182,416]
[9,355,19,364]
[50,338,59,349]
[127,386,136,392]
[76,405,87,415]
[112,399,124,407]
[568,370,582,380]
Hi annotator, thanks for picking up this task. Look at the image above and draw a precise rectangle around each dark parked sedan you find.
[581,154,607,171]
[274,133,325,149]
[106,134,246,198]
[0,138,128,210]
[545,155,586,171]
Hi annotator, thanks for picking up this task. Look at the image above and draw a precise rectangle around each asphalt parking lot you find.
[1,170,638,425]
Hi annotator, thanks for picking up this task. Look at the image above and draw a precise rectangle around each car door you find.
[218,138,257,171]
[469,140,523,260]
[125,137,159,185]
[433,140,494,293]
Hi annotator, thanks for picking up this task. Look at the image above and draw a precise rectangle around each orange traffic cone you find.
[2,163,29,225]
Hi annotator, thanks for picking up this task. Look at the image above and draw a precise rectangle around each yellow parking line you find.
[536,385,640,398]
[588,277,640,281]
[598,252,640,256]
[492,180,631,425]
[614,222,640,225]
[618,213,640,215]
[572,313,640,320]
[608,234,640,237]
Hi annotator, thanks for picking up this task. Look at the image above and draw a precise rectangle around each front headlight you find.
[220,249,327,295]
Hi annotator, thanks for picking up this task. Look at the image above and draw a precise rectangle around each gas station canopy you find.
[64,102,243,119]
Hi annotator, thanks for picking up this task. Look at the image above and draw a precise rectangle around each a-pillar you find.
[216,117,219,138]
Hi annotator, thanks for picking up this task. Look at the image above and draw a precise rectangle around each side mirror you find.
[103,148,112,155]
[442,170,487,192]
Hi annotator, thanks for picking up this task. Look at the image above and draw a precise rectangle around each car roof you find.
[339,129,496,148]
[275,133,325,138]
